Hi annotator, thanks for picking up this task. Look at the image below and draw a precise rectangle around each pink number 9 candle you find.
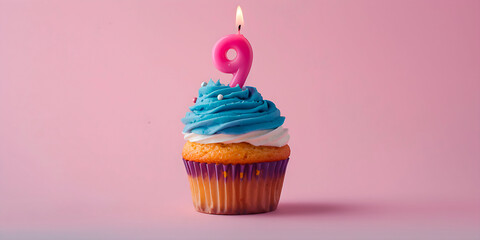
[213,6,253,88]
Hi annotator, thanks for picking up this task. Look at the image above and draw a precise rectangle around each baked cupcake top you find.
[182,141,290,164]
[182,80,289,147]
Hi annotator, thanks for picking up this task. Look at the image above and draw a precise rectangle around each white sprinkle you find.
[201,82,207,87]
[217,94,224,100]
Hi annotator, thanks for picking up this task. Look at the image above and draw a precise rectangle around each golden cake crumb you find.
[182,141,290,164]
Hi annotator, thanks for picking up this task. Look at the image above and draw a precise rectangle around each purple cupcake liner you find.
[182,158,289,214]
[183,158,289,180]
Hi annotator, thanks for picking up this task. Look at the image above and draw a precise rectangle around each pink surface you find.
[1,0,479,239]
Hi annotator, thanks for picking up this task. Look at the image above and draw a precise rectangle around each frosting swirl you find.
[184,126,289,147]
[182,80,285,135]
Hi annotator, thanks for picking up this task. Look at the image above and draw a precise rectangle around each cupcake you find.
[181,80,290,214]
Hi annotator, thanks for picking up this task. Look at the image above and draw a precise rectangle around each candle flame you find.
[236,6,244,32]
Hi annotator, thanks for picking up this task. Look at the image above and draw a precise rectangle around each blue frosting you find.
[182,80,285,135]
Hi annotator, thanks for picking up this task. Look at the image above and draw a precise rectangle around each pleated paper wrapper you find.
[183,158,289,215]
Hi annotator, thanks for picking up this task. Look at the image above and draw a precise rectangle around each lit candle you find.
[212,6,253,88]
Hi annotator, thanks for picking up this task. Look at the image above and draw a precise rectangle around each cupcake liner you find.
[183,158,289,215]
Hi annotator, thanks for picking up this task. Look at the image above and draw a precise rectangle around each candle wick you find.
[238,25,241,32]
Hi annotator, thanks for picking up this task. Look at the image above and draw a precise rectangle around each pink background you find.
[1,0,479,239]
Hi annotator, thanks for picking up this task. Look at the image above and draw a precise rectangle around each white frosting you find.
[183,126,290,147]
